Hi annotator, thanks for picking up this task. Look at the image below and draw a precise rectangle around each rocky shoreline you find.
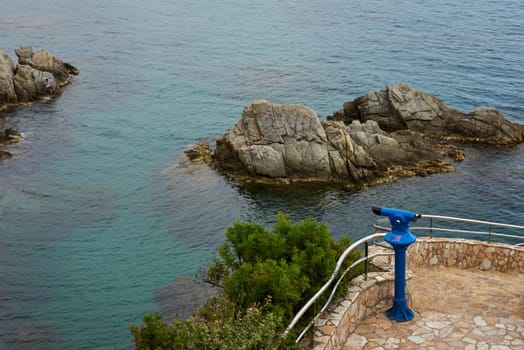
[187,83,523,189]
[0,46,78,158]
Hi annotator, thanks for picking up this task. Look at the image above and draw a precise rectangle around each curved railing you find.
[373,214,524,244]
[284,232,394,342]
[286,213,524,344]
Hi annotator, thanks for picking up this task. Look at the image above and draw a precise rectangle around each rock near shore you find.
[204,84,523,188]
[1,46,78,154]
[329,83,523,146]
[0,46,78,109]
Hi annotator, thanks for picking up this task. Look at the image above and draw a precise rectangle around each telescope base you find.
[386,302,414,322]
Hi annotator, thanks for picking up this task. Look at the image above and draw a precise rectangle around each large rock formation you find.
[15,46,78,85]
[215,102,333,180]
[206,84,523,188]
[329,83,523,146]
[0,50,18,105]
[213,99,451,188]
[0,46,78,110]
[1,46,78,156]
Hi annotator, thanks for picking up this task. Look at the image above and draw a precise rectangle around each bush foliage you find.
[207,212,358,320]
[129,299,290,350]
[130,213,361,349]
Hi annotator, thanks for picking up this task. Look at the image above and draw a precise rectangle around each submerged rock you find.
[155,276,217,321]
[0,128,22,143]
[0,149,12,159]
[0,128,22,159]
[196,84,523,188]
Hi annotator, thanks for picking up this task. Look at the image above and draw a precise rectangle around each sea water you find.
[0,0,523,348]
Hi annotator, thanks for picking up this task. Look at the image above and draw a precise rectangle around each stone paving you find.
[344,266,524,349]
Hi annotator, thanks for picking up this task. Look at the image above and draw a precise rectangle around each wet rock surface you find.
[0,128,23,158]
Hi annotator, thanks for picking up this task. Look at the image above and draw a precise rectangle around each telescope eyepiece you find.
[372,206,382,216]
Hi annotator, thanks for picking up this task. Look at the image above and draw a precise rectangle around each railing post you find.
[429,218,433,238]
[309,300,316,348]
[488,224,492,243]
[365,241,369,280]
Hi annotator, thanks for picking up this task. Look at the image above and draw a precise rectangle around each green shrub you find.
[223,259,306,319]
[129,299,298,350]
[130,213,361,349]
[207,212,360,321]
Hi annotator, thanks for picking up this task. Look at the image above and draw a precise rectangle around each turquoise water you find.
[1,0,523,348]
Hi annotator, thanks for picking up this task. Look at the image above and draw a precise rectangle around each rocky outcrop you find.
[0,128,22,144]
[213,99,452,188]
[328,83,524,146]
[204,84,523,188]
[0,46,78,155]
[0,46,78,111]
[0,128,23,159]
[215,102,333,180]
[15,46,78,85]
[0,50,17,105]
[12,64,57,103]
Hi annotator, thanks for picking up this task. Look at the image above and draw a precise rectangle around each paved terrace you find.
[344,266,524,349]
[306,239,524,350]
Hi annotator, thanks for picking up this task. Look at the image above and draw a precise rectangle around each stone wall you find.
[302,269,413,350]
[305,238,523,350]
[407,238,524,273]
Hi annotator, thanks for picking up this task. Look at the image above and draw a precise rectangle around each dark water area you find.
[1,0,523,348]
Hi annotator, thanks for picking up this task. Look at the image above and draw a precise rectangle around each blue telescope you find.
[372,207,420,322]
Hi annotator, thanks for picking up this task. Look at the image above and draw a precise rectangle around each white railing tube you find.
[373,215,524,243]
[420,214,524,231]
[284,232,386,335]
[294,251,394,343]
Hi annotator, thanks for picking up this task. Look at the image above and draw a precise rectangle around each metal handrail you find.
[373,214,524,243]
[286,213,524,344]
[284,232,392,341]
[294,251,394,342]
